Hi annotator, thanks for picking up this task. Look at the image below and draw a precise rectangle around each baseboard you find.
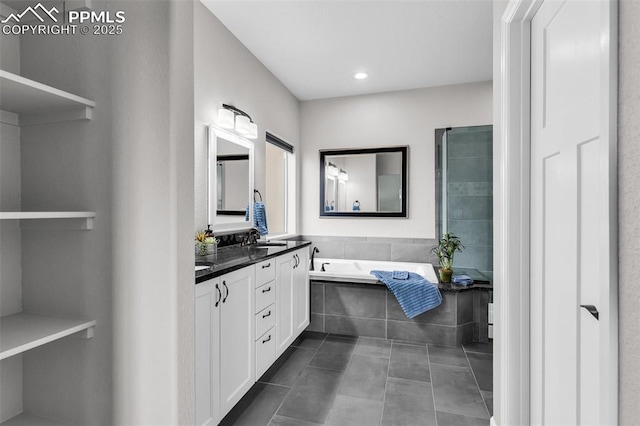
[490,416,496,426]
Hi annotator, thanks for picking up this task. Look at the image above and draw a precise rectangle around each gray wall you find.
[300,82,493,239]
[194,1,301,233]
[618,0,640,423]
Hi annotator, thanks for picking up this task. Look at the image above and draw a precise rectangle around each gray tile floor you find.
[220,332,493,426]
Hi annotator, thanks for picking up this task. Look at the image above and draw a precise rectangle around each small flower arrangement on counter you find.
[195,227,219,256]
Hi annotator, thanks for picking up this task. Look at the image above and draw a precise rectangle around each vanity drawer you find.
[255,259,276,287]
[256,304,276,339]
[255,327,276,379]
[255,282,275,313]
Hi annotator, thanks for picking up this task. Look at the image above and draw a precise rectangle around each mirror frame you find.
[208,125,255,233]
[319,146,408,218]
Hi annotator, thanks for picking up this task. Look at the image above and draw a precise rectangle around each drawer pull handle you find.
[262,310,271,318]
[215,284,222,307]
[262,286,271,293]
[222,281,229,303]
[262,263,271,269]
[262,335,271,344]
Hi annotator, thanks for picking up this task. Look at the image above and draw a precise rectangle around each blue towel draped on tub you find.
[371,270,442,319]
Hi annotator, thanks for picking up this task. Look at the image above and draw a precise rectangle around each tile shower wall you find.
[445,126,493,277]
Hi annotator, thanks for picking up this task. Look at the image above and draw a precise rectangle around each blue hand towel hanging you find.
[245,190,269,236]
[246,202,268,235]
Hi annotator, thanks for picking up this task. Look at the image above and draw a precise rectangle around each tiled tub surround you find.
[289,235,441,264]
[308,280,490,346]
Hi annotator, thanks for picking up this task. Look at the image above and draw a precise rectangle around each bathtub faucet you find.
[310,247,320,271]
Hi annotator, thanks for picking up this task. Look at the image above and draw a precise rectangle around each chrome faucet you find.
[310,247,319,271]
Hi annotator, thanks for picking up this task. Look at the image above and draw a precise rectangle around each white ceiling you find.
[201,0,493,101]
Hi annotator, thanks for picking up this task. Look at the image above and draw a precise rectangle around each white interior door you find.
[530,0,617,424]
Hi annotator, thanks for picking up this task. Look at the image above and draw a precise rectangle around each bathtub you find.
[309,258,439,284]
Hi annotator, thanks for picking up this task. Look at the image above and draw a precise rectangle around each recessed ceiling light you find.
[354,72,368,80]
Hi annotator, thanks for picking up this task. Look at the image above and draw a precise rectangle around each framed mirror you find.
[319,146,408,217]
[208,125,255,232]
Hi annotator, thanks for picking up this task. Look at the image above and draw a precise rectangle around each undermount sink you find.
[254,242,288,247]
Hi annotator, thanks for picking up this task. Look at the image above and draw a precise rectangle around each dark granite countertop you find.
[195,240,311,284]
[434,267,493,292]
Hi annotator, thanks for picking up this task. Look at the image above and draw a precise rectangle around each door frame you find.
[497,0,618,424]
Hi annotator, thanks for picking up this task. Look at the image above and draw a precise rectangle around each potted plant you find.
[430,232,464,283]
[195,230,218,256]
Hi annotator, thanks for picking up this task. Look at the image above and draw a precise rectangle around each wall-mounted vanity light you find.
[217,104,258,139]
[326,162,339,178]
[338,168,349,182]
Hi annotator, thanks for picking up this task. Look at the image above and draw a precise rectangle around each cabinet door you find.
[293,248,310,335]
[275,253,295,356]
[219,266,255,417]
[195,278,220,426]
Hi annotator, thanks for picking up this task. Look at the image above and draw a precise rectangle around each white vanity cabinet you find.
[255,258,277,378]
[195,266,255,426]
[293,248,310,336]
[196,245,310,426]
[275,247,310,357]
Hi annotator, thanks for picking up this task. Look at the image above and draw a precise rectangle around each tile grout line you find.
[378,339,393,426]
[264,332,328,426]
[462,345,491,419]
[427,344,440,426]
[321,312,462,328]
[322,283,326,333]
[324,334,361,424]
[384,290,388,340]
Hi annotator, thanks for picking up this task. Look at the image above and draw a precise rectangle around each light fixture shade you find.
[235,115,251,135]
[338,169,349,181]
[327,162,339,177]
[246,121,258,139]
[217,108,235,129]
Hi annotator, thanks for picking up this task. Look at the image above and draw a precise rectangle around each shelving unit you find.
[0,212,96,229]
[0,313,96,360]
[0,70,95,126]
[0,67,98,424]
[1,412,66,426]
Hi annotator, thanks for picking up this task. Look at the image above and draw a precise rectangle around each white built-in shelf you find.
[0,212,95,229]
[0,313,96,361]
[0,70,95,125]
[1,412,66,426]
